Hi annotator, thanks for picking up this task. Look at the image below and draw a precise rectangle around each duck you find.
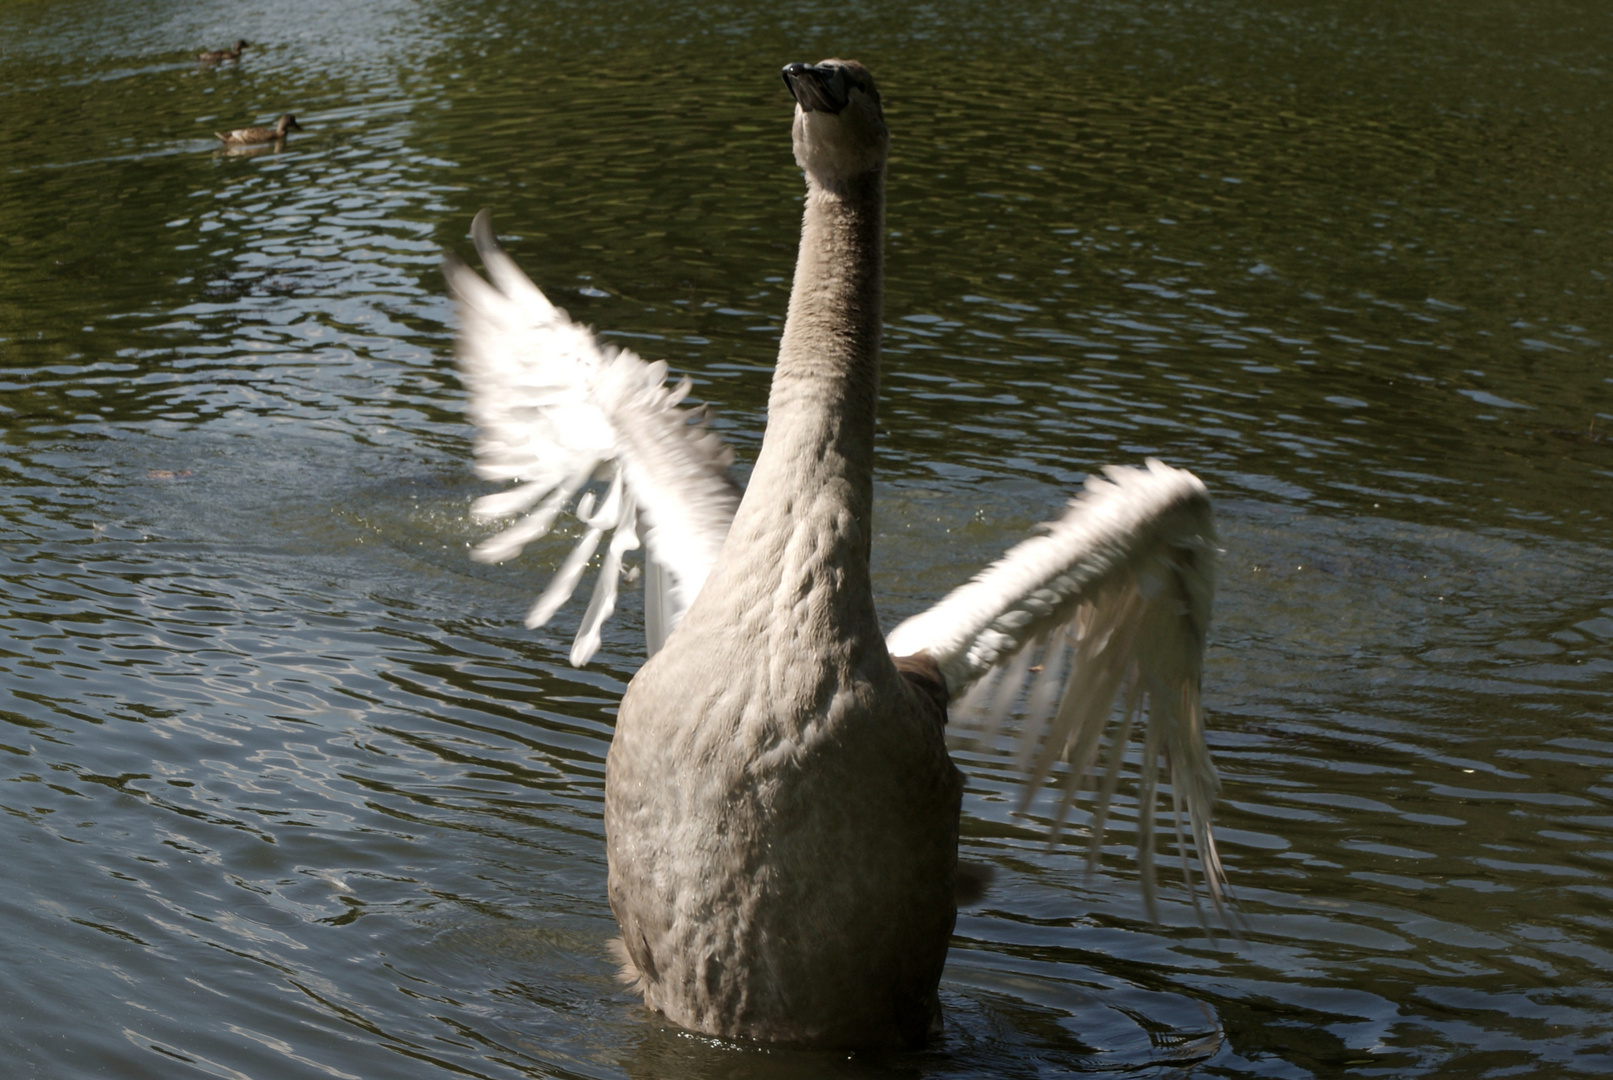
[198,39,248,63]
[214,114,302,146]
[444,59,1227,1049]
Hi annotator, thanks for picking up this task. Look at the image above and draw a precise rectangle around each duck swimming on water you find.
[198,39,248,63]
[445,58,1227,1049]
[214,114,302,146]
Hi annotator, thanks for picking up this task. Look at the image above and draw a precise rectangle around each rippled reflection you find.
[2,0,1612,1076]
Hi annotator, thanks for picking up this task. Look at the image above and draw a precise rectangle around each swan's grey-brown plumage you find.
[214,113,301,145]
[445,58,1224,1048]
[609,60,958,1046]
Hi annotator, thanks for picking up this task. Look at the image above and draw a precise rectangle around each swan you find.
[214,113,301,145]
[444,58,1224,1048]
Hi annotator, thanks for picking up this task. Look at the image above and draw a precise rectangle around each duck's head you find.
[234,39,250,51]
[274,114,304,134]
[783,59,887,190]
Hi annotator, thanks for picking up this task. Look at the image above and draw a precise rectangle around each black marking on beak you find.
[781,63,849,114]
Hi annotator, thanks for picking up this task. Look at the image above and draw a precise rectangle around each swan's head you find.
[782,59,888,189]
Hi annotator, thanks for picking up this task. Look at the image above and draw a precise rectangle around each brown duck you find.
[214,114,302,146]
[198,40,248,63]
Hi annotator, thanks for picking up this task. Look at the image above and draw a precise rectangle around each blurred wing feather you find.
[446,210,740,664]
[886,459,1226,923]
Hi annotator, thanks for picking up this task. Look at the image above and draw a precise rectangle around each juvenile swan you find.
[446,59,1224,1048]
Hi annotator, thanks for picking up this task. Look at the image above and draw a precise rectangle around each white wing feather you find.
[886,460,1226,923]
[446,210,740,664]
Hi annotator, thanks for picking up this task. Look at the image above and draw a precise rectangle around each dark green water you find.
[2,0,1611,1076]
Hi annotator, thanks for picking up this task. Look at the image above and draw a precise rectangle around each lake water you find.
[2,0,1611,1076]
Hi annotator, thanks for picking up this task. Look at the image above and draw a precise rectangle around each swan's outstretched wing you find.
[446,210,740,665]
[885,460,1225,923]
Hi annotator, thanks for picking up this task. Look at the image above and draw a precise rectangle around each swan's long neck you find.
[701,168,885,638]
[757,170,884,536]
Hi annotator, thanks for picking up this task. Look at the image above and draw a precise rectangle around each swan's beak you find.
[782,62,848,114]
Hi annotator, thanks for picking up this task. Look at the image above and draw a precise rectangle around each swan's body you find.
[446,60,1224,1049]
[214,113,301,145]
[607,64,958,1045]
[198,39,248,63]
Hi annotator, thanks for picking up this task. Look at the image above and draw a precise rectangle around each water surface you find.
[2,1,1611,1077]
